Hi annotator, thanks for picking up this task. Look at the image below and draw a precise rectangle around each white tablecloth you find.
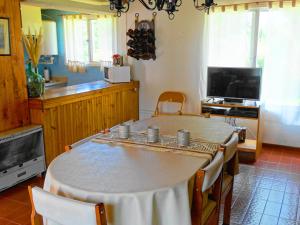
[44,141,209,225]
[130,115,235,144]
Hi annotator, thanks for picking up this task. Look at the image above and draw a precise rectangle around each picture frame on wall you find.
[0,17,11,56]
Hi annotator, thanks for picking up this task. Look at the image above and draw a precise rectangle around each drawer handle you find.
[17,171,26,177]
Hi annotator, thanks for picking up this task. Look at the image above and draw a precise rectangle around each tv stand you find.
[201,99,262,162]
[224,98,243,103]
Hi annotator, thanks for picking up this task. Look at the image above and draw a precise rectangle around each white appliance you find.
[104,66,131,83]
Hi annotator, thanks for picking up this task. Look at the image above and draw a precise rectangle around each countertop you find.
[28,80,139,109]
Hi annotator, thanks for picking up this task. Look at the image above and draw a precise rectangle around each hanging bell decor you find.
[194,0,217,14]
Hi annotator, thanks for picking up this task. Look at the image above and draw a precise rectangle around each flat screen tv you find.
[207,67,262,101]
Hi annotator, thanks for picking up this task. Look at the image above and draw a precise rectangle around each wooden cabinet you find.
[201,100,262,162]
[29,81,139,165]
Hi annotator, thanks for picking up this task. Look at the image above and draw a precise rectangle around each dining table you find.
[44,115,236,225]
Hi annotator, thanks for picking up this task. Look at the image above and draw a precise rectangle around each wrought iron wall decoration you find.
[109,0,216,19]
[109,0,182,20]
[194,0,217,14]
[127,13,156,60]
[109,0,133,16]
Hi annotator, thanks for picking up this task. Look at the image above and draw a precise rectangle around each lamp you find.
[109,0,182,19]
[109,0,133,16]
[194,0,217,14]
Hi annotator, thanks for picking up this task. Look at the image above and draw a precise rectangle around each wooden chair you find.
[191,151,224,225]
[28,186,107,225]
[154,91,186,116]
[220,133,239,225]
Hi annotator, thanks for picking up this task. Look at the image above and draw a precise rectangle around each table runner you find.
[92,130,221,161]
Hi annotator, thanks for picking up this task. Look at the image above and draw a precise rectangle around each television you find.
[207,67,262,101]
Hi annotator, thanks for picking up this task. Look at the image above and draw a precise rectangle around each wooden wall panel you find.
[0,0,29,132]
[30,83,139,165]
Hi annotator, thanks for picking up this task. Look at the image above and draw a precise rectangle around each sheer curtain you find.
[63,15,116,73]
[90,17,117,62]
[207,11,255,67]
[258,8,300,146]
[63,15,89,63]
[259,8,300,124]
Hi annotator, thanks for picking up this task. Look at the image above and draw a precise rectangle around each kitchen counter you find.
[29,80,139,109]
[29,80,139,165]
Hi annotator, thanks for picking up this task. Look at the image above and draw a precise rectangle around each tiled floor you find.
[221,145,300,225]
[0,145,300,225]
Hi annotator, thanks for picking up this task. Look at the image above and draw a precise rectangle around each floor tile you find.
[259,214,278,225]
[247,199,267,213]
[243,211,262,225]
[277,218,297,225]
[283,193,299,206]
[286,182,300,194]
[268,190,284,203]
[280,204,298,220]
[253,188,271,201]
[264,202,282,217]
[271,180,286,192]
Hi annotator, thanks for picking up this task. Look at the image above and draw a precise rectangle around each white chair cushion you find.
[224,133,238,163]
[201,151,224,192]
[32,187,98,225]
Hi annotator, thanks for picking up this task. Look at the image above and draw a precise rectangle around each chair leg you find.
[223,184,233,225]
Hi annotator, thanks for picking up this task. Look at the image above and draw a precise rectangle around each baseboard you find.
[262,143,300,151]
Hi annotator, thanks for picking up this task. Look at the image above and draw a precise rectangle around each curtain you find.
[258,7,300,146]
[63,15,89,63]
[212,0,300,13]
[207,11,255,67]
[63,15,116,73]
[90,17,117,62]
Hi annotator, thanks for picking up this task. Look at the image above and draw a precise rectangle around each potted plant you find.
[23,29,45,97]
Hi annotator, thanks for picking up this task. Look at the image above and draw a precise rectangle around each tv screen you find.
[207,67,262,100]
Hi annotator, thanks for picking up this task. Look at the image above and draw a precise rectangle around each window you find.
[206,7,300,146]
[63,15,116,64]
[208,11,255,67]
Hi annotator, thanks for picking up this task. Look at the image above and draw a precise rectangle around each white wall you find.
[117,1,206,118]
[21,5,42,34]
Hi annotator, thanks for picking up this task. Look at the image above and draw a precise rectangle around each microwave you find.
[104,66,131,83]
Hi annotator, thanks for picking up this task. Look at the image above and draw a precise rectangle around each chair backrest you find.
[223,133,239,163]
[154,91,186,116]
[191,151,224,225]
[28,186,107,225]
[201,151,224,192]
